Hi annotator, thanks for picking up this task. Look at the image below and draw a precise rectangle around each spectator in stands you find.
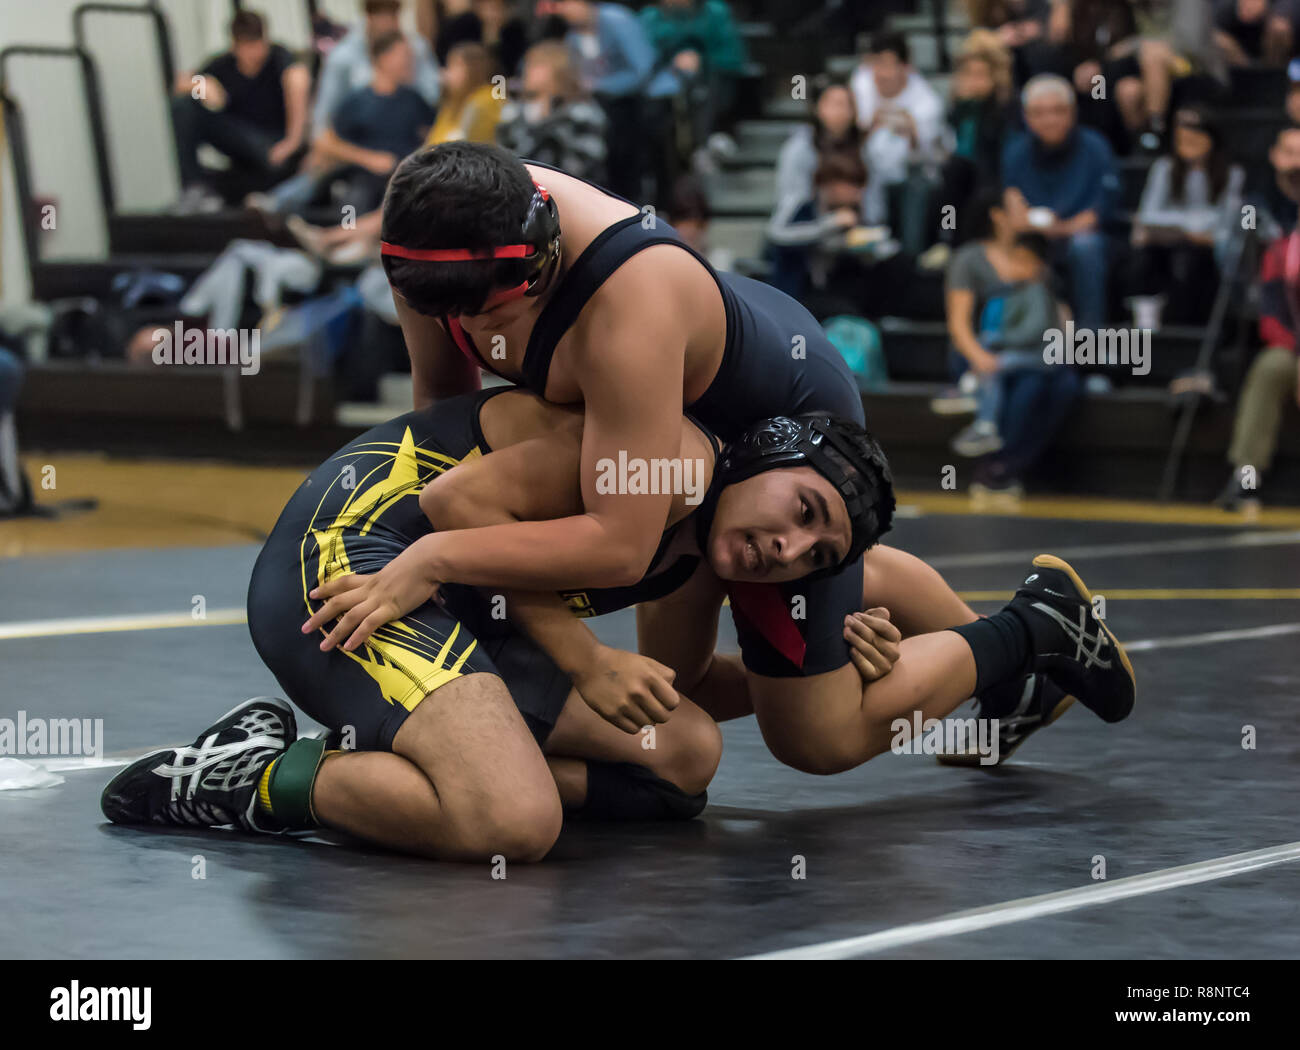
[1050,0,1181,152]
[0,346,29,517]
[640,0,749,201]
[938,30,1015,251]
[767,150,915,319]
[668,174,734,271]
[771,79,875,255]
[427,41,505,144]
[775,79,867,227]
[426,0,530,78]
[945,185,1076,471]
[551,1,655,200]
[950,31,1014,176]
[1125,105,1244,325]
[314,1,440,137]
[850,31,949,256]
[255,31,435,218]
[1003,73,1118,329]
[496,42,607,181]
[962,0,1051,87]
[171,10,311,210]
[944,184,1080,498]
[1217,125,1300,510]
[1213,0,1295,66]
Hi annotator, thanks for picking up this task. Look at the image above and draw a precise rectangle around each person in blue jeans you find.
[944,184,1081,496]
[1002,73,1119,332]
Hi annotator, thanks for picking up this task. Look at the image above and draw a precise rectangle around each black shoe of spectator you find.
[1214,472,1262,512]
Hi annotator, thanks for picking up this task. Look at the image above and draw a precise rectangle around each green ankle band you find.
[263,737,328,829]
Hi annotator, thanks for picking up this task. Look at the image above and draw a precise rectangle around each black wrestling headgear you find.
[694,413,895,579]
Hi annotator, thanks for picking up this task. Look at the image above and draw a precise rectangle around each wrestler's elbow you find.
[583,517,661,588]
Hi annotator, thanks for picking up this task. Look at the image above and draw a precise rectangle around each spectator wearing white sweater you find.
[850,30,949,253]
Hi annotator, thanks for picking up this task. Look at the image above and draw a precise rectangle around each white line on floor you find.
[0,608,247,640]
[744,841,1300,960]
[926,529,1300,569]
[1124,622,1300,651]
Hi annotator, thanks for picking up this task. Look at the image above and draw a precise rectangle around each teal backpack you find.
[822,315,888,392]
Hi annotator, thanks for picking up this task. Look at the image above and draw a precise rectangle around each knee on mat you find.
[657,709,723,797]
[455,792,563,863]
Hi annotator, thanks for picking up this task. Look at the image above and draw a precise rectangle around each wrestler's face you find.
[454,290,541,337]
[706,466,853,583]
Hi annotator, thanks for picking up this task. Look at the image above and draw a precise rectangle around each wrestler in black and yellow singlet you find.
[247,389,713,751]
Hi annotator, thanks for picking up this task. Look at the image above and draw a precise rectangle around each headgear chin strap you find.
[694,414,895,580]
[381,182,562,308]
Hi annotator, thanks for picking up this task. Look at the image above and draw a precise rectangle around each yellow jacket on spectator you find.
[427,84,504,146]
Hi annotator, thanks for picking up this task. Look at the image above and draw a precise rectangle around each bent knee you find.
[659,708,723,796]
[454,793,563,862]
[762,727,877,776]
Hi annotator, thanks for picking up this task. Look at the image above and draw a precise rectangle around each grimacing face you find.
[706,465,854,583]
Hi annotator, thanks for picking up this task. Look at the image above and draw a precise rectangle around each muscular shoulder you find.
[572,244,704,356]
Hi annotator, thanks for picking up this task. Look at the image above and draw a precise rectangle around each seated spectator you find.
[767,151,917,320]
[171,10,311,209]
[939,31,1015,248]
[0,346,30,517]
[1217,125,1300,511]
[775,79,868,226]
[963,0,1052,85]
[427,41,506,145]
[431,0,530,78]
[554,1,656,200]
[667,174,734,271]
[314,1,440,138]
[255,31,435,217]
[944,184,1081,499]
[1053,0,1181,151]
[850,31,949,256]
[495,41,607,181]
[945,186,1076,469]
[1213,0,1295,66]
[1125,105,1244,325]
[950,31,1014,176]
[640,0,749,201]
[1002,73,1119,329]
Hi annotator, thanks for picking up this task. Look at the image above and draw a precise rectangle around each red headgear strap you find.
[380,183,552,263]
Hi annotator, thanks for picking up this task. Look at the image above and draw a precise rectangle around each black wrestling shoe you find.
[937,673,1075,768]
[1009,555,1136,723]
[101,697,296,833]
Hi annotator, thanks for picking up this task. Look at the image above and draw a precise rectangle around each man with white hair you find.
[1002,73,1119,330]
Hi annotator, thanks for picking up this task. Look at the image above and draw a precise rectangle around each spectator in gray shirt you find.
[1126,104,1244,325]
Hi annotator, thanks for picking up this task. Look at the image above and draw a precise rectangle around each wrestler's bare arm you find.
[394,293,480,408]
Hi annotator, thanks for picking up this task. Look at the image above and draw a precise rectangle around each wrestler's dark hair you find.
[381,142,539,318]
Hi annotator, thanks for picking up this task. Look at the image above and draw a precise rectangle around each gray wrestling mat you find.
[3,514,1299,959]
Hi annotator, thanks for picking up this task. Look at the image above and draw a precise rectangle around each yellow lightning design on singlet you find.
[302,426,482,710]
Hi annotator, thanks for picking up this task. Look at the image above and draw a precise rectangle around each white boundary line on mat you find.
[744,841,1300,960]
[925,529,1300,569]
[0,608,247,641]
